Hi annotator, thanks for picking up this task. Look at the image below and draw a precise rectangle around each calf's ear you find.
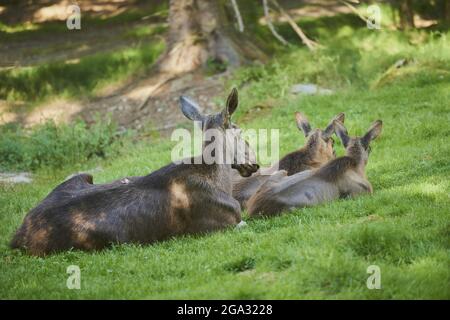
[361,120,383,149]
[334,120,350,148]
[295,112,312,137]
[323,113,344,139]
[334,112,345,124]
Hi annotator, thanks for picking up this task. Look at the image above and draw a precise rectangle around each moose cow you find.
[11,88,259,256]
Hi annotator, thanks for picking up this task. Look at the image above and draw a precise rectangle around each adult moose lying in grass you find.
[11,88,259,256]
[248,120,383,217]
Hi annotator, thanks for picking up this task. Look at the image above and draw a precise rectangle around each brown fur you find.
[277,131,334,175]
[232,112,343,209]
[248,120,382,217]
[10,88,259,256]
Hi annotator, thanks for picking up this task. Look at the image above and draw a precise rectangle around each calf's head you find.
[295,112,345,160]
[335,120,383,165]
[180,88,259,177]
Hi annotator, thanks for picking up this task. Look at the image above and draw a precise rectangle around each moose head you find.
[180,88,259,177]
[294,111,345,160]
[334,119,383,166]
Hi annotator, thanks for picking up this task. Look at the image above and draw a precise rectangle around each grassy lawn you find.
[1,13,449,299]
[0,40,165,102]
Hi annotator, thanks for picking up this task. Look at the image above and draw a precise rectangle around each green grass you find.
[0,2,168,39]
[0,118,125,172]
[0,3,167,103]
[1,14,450,299]
[0,41,165,102]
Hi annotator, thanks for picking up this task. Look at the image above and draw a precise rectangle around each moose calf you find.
[247,120,383,217]
[232,112,344,209]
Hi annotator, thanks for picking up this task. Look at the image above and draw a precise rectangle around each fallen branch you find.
[339,0,370,25]
[262,0,289,46]
[269,0,318,51]
[230,0,244,33]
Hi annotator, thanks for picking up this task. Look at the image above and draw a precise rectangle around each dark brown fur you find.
[232,112,344,209]
[247,120,382,217]
[11,89,259,256]
[277,131,334,175]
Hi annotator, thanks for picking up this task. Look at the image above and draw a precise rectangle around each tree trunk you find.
[444,0,450,22]
[397,0,415,29]
[158,0,266,74]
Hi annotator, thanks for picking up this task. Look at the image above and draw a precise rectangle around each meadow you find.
[0,10,449,299]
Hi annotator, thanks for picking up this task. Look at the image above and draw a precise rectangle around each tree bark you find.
[397,0,415,29]
[444,0,450,22]
[158,0,266,74]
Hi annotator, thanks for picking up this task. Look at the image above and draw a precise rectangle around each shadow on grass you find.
[0,40,164,102]
[0,2,168,40]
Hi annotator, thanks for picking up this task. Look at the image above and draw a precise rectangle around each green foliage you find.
[0,2,168,38]
[230,14,450,119]
[0,119,123,171]
[205,58,228,76]
[0,41,164,102]
[0,2,168,103]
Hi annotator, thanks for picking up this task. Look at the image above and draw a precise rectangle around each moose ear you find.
[180,96,204,122]
[361,120,382,149]
[222,87,238,125]
[334,112,345,124]
[295,112,311,137]
[334,120,350,147]
[323,113,344,139]
[226,87,239,113]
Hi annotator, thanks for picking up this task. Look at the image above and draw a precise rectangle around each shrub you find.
[0,119,124,171]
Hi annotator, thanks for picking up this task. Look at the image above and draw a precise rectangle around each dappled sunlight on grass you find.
[412,181,449,196]
[0,41,165,102]
[0,22,40,33]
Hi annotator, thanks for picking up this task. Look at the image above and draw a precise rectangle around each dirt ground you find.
[0,0,351,133]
